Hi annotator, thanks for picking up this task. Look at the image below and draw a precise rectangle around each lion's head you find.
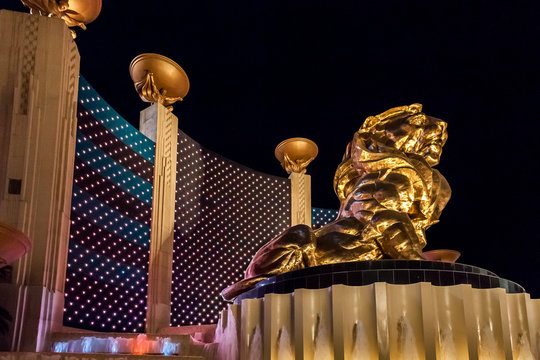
[334,104,448,201]
[358,103,448,166]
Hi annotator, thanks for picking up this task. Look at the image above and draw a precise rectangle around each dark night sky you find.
[4,1,540,296]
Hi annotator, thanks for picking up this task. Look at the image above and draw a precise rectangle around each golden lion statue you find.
[222,104,451,300]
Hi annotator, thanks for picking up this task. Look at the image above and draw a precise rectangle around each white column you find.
[332,284,378,359]
[141,103,178,334]
[0,10,79,351]
[263,293,294,360]
[240,298,263,360]
[293,288,333,360]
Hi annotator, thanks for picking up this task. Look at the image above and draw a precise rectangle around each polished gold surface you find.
[129,53,190,111]
[423,249,461,263]
[223,103,451,300]
[21,0,101,36]
[275,137,318,174]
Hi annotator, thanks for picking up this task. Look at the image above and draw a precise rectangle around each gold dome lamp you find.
[275,137,318,174]
[129,53,190,111]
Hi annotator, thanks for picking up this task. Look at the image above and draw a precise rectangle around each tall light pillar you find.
[130,53,189,333]
[0,10,80,351]
[140,103,178,333]
[275,137,318,226]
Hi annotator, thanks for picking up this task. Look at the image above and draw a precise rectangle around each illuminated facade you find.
[172,131,292,326]
[64,77,154,332]
[312,208,339,230]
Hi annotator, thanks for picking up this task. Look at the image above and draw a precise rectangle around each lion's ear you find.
[408,103,423,114]
[360,116,379,132]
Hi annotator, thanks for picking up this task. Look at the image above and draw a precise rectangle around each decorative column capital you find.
[20,0,102,37]
[130,53,189,112]
[274,137,318,175]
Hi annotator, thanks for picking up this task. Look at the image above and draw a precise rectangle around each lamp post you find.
[129,53,189,333]
[274,137,318,227]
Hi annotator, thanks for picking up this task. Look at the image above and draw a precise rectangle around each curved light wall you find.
[65,76,339,331]
[171,131,292,326]
[64,76,155,332]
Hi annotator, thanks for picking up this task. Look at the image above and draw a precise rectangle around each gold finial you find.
[21,0,102,38]
[274,137,318,174]
[129,53,190,112]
